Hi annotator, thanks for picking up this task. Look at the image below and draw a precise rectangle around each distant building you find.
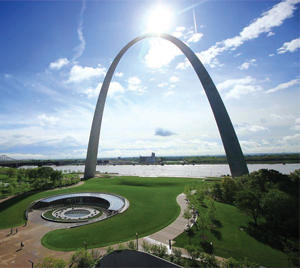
[140,152,155,164]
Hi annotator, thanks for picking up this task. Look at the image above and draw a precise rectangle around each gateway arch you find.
[84,33,249,179]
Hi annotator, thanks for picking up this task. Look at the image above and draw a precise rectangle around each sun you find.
[147,6,172,33]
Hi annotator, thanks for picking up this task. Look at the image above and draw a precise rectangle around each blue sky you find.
[0,0,299,160]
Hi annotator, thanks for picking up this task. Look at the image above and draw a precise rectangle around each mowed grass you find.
[0,176,199,250]
[174,200,289,267]
[42,176,195,251]
[0,175,291,266]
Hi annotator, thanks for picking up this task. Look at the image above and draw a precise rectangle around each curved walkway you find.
[0,193,222,267]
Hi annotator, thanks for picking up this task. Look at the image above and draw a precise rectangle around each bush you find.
[150,244,168,258]
[69,249,94,268]
[105,245,114,254]
[126,240,136,250]
[36,255,67,268]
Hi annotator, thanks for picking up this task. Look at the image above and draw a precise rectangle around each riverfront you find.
[52,163,300,177]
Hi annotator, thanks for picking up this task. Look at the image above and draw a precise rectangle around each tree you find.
[262,189,298,241]
[69,249,94,268]
[198,213,209,240]
[28,169,38,182]
[185,245,200,262]
[6,168,15,179]
[205,196,218,221]
[211,182,223,201]
[196,188,206,203]
[183,208,192,227]
[221,177,237,204]
[50,170,63,186]
[20,182,28,193]
[199,252,220,267]
[234,188,263,226]
[36,255,66,268]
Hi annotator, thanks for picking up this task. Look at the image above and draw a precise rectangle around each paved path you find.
[0,192,221,267]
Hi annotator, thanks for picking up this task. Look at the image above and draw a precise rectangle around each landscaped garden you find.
[0,172,298,267]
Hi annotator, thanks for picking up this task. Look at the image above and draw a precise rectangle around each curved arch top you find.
[84,33,249,179]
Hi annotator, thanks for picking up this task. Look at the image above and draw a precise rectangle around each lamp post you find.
[28,260,34,268]
[84,241,87,251]
[135,233,138,250]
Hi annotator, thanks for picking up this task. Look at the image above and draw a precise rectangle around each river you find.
[52,163,300,178]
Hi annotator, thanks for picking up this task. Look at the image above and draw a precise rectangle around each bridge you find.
[0,155,108,168]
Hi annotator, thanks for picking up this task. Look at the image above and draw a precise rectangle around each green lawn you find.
[0,175,292,266]
[174,199,289,267]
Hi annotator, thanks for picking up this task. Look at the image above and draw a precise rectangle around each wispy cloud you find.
[177,0,300,68]
[277,37,300,54]
[217,76,256,91]
[144,39,182,69]
[67,65,106,83]
[266,78,299,93]
[158,82,168,88]
[49,58,69,70]
[127,77,146,94]
[170,76,179,83]
[73,0,86,62]
[37,114,60,126]
[238,59,257,70]
[115,72,124,77]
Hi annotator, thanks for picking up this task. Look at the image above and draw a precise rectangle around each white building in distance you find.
[139,153,155,164]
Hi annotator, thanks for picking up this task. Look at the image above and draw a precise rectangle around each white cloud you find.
[217,76,256,91]
[127,77,146,94]
[266,78,299,93]
[144,39,182,68]
[225,84,263,99]
[269,54,274,57]
[196,46,226,67]
[67,65,106,83]
[108,82,125,96]
[267,31,275,37]
[197,0,299,67]
[158,83,168,88]
[37,114,59,126]
[170,76,179,83]
[4,74,11,78]
[187,33,203,43]
[83,82,124,98]
[238,59,257,70]
[291,118,300,130]
[175,26,185,32]
[172,31,183,38]
[236,124,269,135]
[162,91,175,97]
[115,72,124,77]
[234,53,242,57]
[277,37,300,54]
[73,0,86,62]
[176,62,189,70]
[49,58,69,70]
[270,114,295,121]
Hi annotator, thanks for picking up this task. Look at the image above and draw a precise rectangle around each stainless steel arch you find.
[84,33,249,179]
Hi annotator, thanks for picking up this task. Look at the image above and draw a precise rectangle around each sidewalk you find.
[0,192,222,267]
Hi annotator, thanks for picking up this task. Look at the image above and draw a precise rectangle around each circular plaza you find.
[27,192,129,226]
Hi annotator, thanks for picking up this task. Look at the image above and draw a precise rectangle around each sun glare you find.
[147,6,172,33]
